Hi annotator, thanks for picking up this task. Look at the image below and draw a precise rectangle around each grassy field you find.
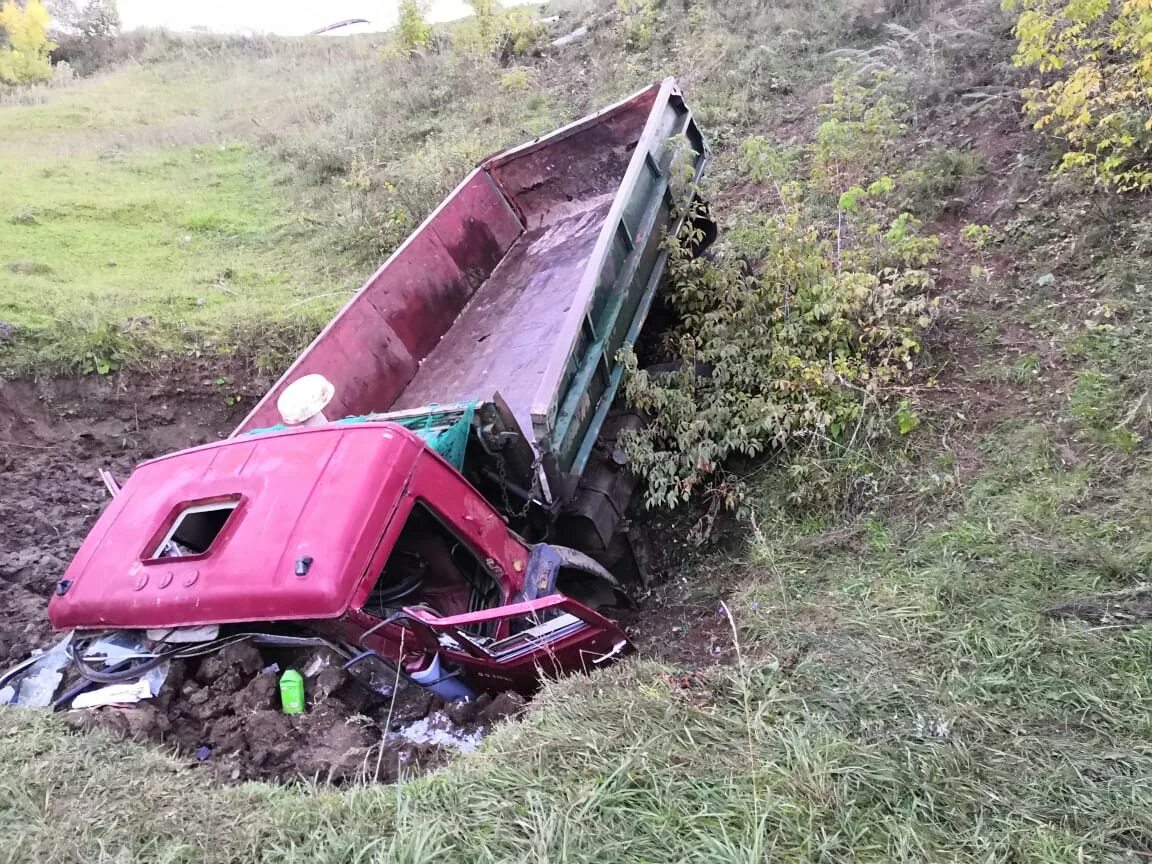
[6,426,1152,860]
[5,0,1152,861]
[1,143,343,372]
[0,39,566,374]
[0,56,352,373]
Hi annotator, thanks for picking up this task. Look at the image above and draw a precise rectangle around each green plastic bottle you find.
[279,669,305,715]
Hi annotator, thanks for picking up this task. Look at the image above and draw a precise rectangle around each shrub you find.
[0,0,54,85]
[622,83,939,510]
[617,0,664,50]
[811,74,904,193]
[48,0,121,75]
[1008,0,1152,191]
[396,0,432,53]
[624,199,938,510]
[455,0,547,60]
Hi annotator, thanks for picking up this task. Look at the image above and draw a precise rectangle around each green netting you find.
[390,403,476,470]
[246,403,476,469]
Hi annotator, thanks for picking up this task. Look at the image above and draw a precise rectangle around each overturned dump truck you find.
[41,79,712,702]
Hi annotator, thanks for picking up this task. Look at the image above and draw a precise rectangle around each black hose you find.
[69,641,184,685]
[68,631,351,685]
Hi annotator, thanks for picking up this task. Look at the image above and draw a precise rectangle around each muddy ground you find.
[0,369,733,783]
[63,640,529,783]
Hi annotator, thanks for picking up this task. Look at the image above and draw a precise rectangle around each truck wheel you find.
[687,203,718,258]
[611,522,653,588]
[550,545,635,616]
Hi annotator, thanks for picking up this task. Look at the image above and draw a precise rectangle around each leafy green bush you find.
[623,202,938,509]
[47,0,120,75]
[0,0,54,85]
[622,80,940,510]
[396,0,432,54]
[811,75,904,192]
[617,0,664,50]
[455,0,546,60]
[1008,0,1152,191]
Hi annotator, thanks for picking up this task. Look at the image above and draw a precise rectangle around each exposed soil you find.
[625,507,743,667]
[1,366,731,784]
[62,641,527,784]
[1046,585,1152,626]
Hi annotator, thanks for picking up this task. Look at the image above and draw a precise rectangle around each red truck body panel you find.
[233,82,662,443]
[50,425,433,630]
[47,422,626,695]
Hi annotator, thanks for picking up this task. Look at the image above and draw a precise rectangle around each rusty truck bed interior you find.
[235,87,659,437]
[390,193,617,425]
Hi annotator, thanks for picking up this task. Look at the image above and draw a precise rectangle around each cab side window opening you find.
[364,503,502,630]
[152,501,239,558]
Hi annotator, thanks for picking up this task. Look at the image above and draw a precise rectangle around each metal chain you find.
[495,447,542,520]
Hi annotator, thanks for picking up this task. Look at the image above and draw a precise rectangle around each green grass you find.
[0,0,920,376]
[0,51,376,375]
[0,64,228,136]
[5,424,1152,861]
[0,42,572,375]
[0,144,350,373]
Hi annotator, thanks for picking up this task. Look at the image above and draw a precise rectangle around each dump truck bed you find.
[236,78,707,499]
[390,194,614,422]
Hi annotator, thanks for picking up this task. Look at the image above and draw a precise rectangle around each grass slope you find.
[0,144,345,372]
[5,1,1152,861]
[0,37,572,375]
[6,426,1152,862]
[0,0,882,376]
[0,56,359,374]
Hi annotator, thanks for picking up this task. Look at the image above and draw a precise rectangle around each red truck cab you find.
[49,423,631,694]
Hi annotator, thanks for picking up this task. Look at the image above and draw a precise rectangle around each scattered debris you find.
[303,654,328,678]
[83,631,151,666]
[396,711,484,752]
[145,624,221,643]
[72,679,152,709]
[551,25,589,47]
[912,715,952,739]
[71,662,168,709]
[279,669,305,714]
[0,627,530,784]
[3,632,72,708]
[98,468,121,498]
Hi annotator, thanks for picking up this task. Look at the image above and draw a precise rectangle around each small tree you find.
[49,0,119,74]
[467,0,500,47]
[1008,0,1152,191]
[77,0,118,41]
[396,0,431,53]
[0,0,55,85]
[457,0,545,60]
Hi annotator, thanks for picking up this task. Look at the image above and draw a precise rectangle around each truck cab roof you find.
[49,424,425,631]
